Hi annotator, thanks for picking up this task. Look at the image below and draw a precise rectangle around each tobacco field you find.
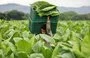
[0,20,90,58]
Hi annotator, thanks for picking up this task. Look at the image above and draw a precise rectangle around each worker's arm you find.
[46,16,53,36]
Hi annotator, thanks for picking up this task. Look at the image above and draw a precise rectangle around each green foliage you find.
[0,12,6,19]
[59,11,78,20]
[6,10,26,20]
[0,10,26,20]
[59,11,90,20]
[15,40,31,53]
[29,53,44,58]
[51,43,61,58]
[72,14,90,20]
[0,20,90,58]
[81,31,90,58]
[16,52,28,58]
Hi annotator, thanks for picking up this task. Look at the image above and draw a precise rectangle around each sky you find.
[0,0,90,7]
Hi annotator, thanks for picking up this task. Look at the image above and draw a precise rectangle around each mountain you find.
[59,6,90,14]
[0,3,30,13]
[0,3,90,14]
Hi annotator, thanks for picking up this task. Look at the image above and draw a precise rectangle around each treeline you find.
[0,10,90,20]
[0,10,27,20]
[60,11,90,20]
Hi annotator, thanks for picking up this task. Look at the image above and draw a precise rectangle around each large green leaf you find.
[41,45,53,58]
[16,52,28,58]
[61,52,75,58]
[69,32,85,58]
[29,53,44,58]
[51,43,61,58]
[32,40,43,53]
[15,36,35,54]
[39,34,55,45]
[15,40,32,53]
[41,6,56,12]
[13,37,23,43]
[0,50,3,58]
[81,32,90,58]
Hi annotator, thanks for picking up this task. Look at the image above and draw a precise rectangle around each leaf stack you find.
[32,1,59,17]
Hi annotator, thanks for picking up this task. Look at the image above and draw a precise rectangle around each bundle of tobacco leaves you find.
[32,1,59,17]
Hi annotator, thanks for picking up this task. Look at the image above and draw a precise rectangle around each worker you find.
[41,24,47,34]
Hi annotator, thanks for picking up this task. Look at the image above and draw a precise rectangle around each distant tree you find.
[59,13,68,20]
[63,11,78,16]
[72,14,90,20]
[6,10,26,20]
[84,13,90,20]
[0,12,5,19]
[59,11,78,20]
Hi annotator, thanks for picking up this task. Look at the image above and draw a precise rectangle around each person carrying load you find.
[29,1,59,44]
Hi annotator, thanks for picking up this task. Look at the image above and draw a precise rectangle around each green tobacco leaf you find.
[1,40,12,56]
[32,40,43,53]
[39,34,55,44]
[28,36,36,49]
[15,40,32,53]
[8,42,16,53]
[16,52,28,58]
[0,50,3,58]
[0,49,5,58]
[13,37,23,43]
[41,45,53,58]
[41,6,56,11]
[15,36,35,54]
[61,52,75,58]
[51,43,61,58]
[22,31,30,39]
[7,53,14,58]
[81,32,90,58]
[29,53,44,58]
[69,32,85,58]
[32,40,53,58]
[38,9,59,16]
[4,29,15,39]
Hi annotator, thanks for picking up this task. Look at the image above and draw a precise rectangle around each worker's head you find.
[41,24,46,34]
